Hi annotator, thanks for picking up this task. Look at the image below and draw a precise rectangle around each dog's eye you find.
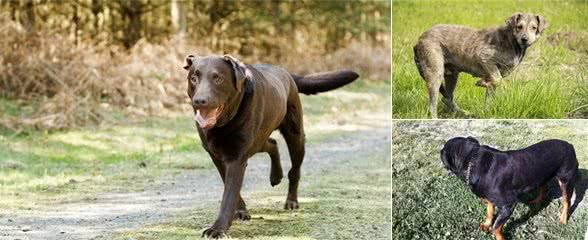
[517,25,523,30]
[213,74,223,84]
[532,26,537,30]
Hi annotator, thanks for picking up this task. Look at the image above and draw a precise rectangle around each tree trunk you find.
[207,1,234,50]
[21,0,36,33]
[271,0,282,58]
[121,0,143,49]
[208,1,233,30]
[271,0,281,32]
[91,0,103,37]
[326,28,343,51]
[171,0,186,36]
[109,2,116,43]
[9,0,18,21]
[72,2,80,45]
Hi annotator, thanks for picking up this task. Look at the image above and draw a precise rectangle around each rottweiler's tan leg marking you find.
[480,198,495,232]
[530,184,546,205]
[494,223,505,240]
[558,180,570,224]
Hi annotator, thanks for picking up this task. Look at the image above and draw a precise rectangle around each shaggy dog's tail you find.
[290,70,359,95]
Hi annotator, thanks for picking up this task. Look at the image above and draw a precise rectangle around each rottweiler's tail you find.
[290,70,359,95]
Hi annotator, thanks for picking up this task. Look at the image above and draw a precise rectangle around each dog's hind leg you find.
[556,161,577,224]
[210,154,251,221]
[493,204,515,240]
[415,43,444,119]
[529,184,547,205]
[557,178,574,224]
[279,98,305,210]
[441,70,466,115]
[262,138,283,187]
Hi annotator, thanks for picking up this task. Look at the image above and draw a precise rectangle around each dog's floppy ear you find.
[183,55,198,70]
[535,14,549,34]
[466,136,480,145]
[223,55,251,93]
[506,12,522,28]
[440,148,451,169]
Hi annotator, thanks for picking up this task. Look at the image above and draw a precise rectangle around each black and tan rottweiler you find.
[440,137,578,240]
[183,55,358,238]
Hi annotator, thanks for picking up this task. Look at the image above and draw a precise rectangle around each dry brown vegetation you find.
[0,11,390,131]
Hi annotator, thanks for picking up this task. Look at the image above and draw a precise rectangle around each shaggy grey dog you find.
[414,13,549,118]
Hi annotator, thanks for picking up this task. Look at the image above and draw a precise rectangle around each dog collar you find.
[216,77,254,128]
[465,161,473,184]
[464,148,480,185]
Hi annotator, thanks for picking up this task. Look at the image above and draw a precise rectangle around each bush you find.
[0,15,389,131]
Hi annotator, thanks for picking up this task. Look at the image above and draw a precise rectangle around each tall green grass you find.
[392,0,588,119]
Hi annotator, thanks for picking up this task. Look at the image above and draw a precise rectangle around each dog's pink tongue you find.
[195,110,207,127]
[195,109,216,129]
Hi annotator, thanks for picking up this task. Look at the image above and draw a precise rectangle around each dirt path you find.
[0,115,390,240]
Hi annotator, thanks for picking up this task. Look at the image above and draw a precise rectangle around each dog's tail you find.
[413,46,425,80]
[290,70,359,95]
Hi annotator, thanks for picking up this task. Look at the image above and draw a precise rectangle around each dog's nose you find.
[192,97,208,107]
[521,37,528,43]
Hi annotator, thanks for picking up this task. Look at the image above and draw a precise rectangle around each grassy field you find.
[392,120,588,239]
[392,0,588,119]
[0,81,390,238]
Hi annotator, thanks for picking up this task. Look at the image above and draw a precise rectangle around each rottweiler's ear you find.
[506,12,522,28]
[466,136,480,145]
[183,55,198,70]
[223,55,251,93]
[536,14,549,34]
[440,148,450,169]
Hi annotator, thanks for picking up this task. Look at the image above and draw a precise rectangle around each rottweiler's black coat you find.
[440,137,578,240]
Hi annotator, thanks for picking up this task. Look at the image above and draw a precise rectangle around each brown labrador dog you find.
[183,55,358,238]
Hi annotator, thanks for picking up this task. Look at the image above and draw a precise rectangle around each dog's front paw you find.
[284,199,299,210]
[479,223,492,232]
[270,171,283,187]
[202,227,226,239]
[560,213,568,224]
[476,79,491,88]
[476,79,498,89]
[234,209,251,221]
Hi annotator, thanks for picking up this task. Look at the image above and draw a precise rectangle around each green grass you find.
[392,120,588,239]
[0,117,210,211]
[392,0,588,119]
[114,143,391,240]
[0,81,389,213]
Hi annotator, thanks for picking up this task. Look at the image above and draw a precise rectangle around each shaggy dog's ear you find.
[223,55,252,93]
[535,14,549,34]
[183,55,199,70]
[506,12,523,28]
